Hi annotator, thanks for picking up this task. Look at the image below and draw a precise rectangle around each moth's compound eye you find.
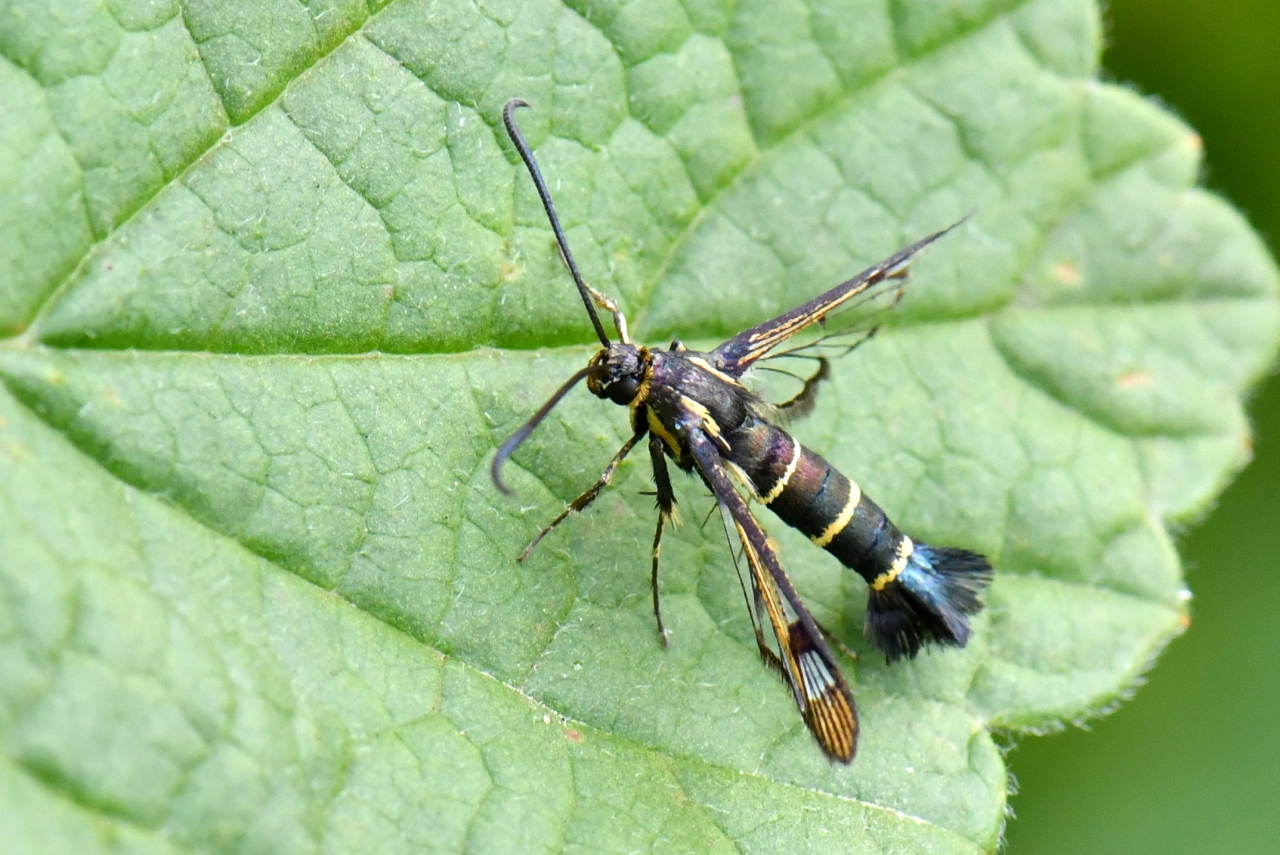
[604,374,640,405]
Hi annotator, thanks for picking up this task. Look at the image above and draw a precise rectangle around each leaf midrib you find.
[16,0,1088,359]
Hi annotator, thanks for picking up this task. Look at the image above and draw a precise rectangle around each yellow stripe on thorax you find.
[628,371,652,407]
[646,409,682,461]
[679,395,727,449]
[687,356,745,388]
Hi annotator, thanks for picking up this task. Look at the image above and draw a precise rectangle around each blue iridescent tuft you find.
[864,544,993,662]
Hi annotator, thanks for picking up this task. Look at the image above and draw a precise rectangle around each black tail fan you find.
[864,545,992,662]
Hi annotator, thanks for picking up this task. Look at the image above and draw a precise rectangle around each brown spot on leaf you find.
[1,439,30,461]
[1117,370,1153,388]
[1054,262,1081,285]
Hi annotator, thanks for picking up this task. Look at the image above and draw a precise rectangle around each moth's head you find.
[587,343,648,405]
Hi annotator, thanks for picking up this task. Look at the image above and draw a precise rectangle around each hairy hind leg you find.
[648,434,677,647]
[518,429,645,561]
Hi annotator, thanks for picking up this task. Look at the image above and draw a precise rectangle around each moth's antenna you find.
[491,364,597,494]
[503,99,612,347]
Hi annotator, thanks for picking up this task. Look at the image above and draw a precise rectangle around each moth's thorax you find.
[587,343,651,405]
[646,349,757,440]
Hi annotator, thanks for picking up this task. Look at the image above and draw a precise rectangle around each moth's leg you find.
[775,357,830,419]
[717,502,779,669]
[586,284,631,344]
[518,429,645,562]
[648,434,677,647]
[547,224,627,341]
[698,500,720,530]
[811,616,860,662]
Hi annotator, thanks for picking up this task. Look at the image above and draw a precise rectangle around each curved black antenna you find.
[491,364,597,494]
[503,98,611,347]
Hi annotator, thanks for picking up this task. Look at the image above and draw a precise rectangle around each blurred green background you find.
[1007,1,1280,852]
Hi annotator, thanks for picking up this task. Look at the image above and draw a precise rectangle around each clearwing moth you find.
[492,99,992,763]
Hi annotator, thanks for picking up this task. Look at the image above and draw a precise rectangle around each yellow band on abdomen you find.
[810,480,862,548]
[760,436,802,506]
[871,537,914,591]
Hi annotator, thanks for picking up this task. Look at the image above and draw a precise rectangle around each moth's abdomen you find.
[726,420,992,661]
[730,422,901,574]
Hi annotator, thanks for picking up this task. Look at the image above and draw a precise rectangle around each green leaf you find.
[1,0,1276,852]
